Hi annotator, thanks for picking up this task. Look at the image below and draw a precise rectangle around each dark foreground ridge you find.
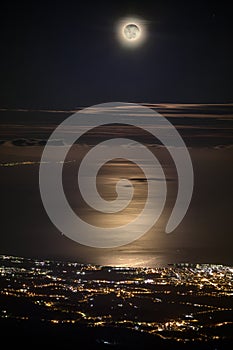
[1,319,233,349]
[0,255,233,349]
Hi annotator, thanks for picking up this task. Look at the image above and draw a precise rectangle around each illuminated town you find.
[0,255,233,348]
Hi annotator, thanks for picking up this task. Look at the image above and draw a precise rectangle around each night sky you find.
[0,1,232,266]
[0,0,232,108]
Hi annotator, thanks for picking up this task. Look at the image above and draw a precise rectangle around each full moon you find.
[117,18,146,47]
[123,23,141,41]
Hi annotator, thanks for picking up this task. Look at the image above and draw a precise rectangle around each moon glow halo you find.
[117,18,146,47]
